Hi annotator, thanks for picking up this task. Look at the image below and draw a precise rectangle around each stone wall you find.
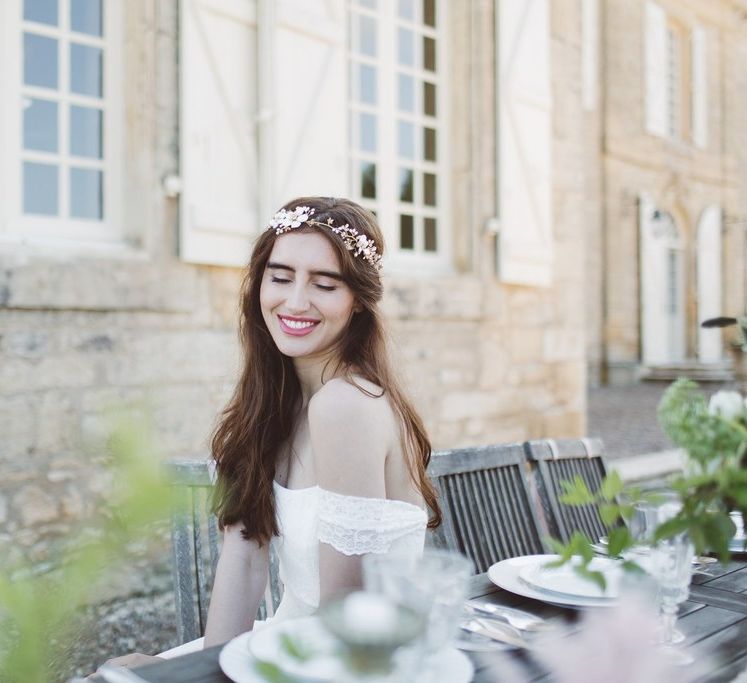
[588,0,747,384]
[0,1,588,567]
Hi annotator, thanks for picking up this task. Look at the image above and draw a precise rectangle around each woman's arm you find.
[203,524,270,646]
[308,380,390,603]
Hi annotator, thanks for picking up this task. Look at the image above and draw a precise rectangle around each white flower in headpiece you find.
[266,206,383,271]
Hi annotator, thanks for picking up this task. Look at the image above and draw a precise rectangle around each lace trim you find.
[317,488,427,556]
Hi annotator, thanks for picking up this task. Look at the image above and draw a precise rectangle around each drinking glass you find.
[363,549,473,660]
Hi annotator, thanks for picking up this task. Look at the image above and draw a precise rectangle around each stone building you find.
[585,0,747,385]
[0,0,743,564]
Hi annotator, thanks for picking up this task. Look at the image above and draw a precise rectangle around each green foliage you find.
[0,412,175,683]
[551,378,747,585]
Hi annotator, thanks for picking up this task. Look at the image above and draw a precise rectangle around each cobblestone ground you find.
[59,380,732,681]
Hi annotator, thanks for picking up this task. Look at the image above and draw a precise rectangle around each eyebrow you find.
[266,261,344,281]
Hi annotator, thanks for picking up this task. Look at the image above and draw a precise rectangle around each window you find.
[1,0,123,244]
[348,0,449,269]
[644,3,706,146]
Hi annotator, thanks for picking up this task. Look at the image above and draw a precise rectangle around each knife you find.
[96,664,150,683]
[464,600,550,632]
[461,618,531,650]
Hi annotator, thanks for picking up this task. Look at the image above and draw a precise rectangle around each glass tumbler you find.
[362,549,473,658]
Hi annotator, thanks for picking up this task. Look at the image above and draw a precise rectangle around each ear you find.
[352,301,364,314]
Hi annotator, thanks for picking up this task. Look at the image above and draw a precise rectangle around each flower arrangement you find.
[554,378,747,585]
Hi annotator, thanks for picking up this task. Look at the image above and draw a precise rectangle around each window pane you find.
[424,217,437,251]
[23,162,58,215]
[398,74,414,112]
[423,81,436,116]
[71,0,102,36]
[424,127,436,161]
[398,0,414,20]
[24,0,58,26]
[399,168,413,202]
[400,214,414,249]
[70,167,103,219]
[359,64,377,105]
[23,98,58,152]
[358,15,376,57]
[360,113,377,152]
[24,33,58,89]
[70,105,102,158]
[424,172,436,206]
[398,28,414,66]
[423,36,436,71]
[360,162,376,199]
[398,121,414,159]
[70,43,103,97]
[357,0,376,8]
[423,0,436,27]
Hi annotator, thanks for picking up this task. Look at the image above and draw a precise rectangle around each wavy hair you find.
[211,196,441,544]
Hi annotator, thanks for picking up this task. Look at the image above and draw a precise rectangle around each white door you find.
[697,205,722,362]
[640,196,685,364]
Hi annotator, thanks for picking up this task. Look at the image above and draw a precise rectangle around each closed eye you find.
[315,284,336,292]
[271,276,292,284]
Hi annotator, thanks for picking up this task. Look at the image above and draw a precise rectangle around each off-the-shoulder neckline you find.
[272,480,426,513]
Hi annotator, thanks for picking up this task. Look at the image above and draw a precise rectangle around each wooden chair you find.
[523,438,609,544]
[167,460,282,643]
[427,444,548,574]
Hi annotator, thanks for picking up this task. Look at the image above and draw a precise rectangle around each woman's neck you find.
[293,352,346,405]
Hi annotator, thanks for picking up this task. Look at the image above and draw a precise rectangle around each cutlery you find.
[461,618,531,650]
[96,664,151,683]
[464,600,550,632]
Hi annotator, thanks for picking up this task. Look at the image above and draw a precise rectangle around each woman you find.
[204,196,440,645]
[102,197,440,670]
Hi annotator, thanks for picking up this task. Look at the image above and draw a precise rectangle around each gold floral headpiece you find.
[267,206,383,272]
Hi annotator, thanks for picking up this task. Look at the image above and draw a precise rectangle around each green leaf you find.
[601,471,624,501]
[559,476,595,506]
[254,660,294,683]
[599,503,621,527]
[279,633,312,662]
[607,527,633,557]
[577,566,606,592]
[653,515,690,542]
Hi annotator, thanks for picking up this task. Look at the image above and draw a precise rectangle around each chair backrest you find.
[167,460,282,643]
[427,444,548,573]
[523,438,609,544]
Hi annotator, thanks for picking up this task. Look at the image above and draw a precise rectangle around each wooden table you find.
[133,560,747,683]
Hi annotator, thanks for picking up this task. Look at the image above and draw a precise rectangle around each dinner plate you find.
[488,554,618,608]
[518,556,621,600]
[219,627,475,683]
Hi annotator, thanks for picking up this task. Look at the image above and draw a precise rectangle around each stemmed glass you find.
[630,495,694,651]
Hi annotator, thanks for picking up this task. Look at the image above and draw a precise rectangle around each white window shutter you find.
[270,1,347,207]
[691,24,708,149]
[496,0,553,287]
[644,1,667,137]
[179,0,260,267]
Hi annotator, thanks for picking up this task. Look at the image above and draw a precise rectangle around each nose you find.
[285,281,310,313]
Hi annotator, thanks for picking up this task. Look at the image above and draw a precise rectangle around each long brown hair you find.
[212,197,441,544]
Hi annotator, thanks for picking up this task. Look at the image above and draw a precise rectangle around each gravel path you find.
[57,381,731,681]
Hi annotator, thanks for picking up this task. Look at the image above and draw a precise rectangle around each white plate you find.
[518,556,621,600]
[488,555,618,608]
[219,628,474,683]
[248,616,345,682]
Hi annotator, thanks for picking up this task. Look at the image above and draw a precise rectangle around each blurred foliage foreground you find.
[0,414,177,683]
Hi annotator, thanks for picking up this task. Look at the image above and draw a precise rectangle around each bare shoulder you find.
[308,377,397,480]
[308,376,392,425]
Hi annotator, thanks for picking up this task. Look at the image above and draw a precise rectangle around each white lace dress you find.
[158,481,426,658]
[272,481,428,621]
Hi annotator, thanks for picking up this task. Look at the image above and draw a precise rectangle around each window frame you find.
[347,0,452,274]
[0,0,124,247]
